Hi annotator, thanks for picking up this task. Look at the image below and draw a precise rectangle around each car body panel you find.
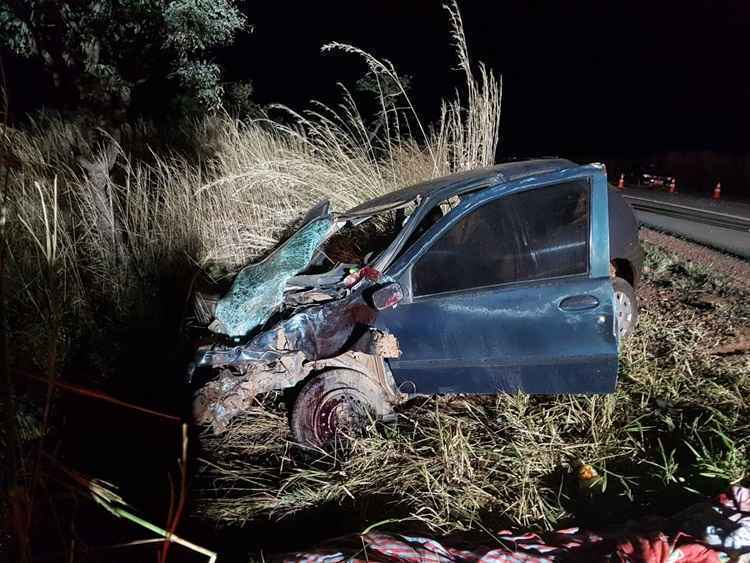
[375,277,617,394]
[373,163,618,395]
[608,186,643,286]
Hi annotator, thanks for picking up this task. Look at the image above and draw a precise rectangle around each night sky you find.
[232,1,750,161]
[5,1,750,190]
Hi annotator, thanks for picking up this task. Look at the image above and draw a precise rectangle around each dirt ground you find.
[640,227,750,290]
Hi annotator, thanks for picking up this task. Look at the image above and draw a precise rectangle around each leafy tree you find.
[0,0,247,116]
[224,79,262,118]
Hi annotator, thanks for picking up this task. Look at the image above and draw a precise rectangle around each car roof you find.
[342,158,578,218]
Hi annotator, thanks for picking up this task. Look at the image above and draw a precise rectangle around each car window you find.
[412,180,590,296]
[390,196,462,265]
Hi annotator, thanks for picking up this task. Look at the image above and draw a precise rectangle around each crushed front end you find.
[186,201,405,433]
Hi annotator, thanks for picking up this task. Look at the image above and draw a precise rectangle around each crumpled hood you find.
[212,201,336,337]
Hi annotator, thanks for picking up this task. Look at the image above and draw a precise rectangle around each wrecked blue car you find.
[190,159,642,446]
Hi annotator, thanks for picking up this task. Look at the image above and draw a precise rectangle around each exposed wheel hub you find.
[314,389,370,444]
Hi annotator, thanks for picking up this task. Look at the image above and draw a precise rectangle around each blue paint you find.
[373,163,620,395]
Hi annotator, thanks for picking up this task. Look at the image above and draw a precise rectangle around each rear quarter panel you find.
[608,186,643,286]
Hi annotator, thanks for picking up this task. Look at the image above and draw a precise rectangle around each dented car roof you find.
[340,158,576,219]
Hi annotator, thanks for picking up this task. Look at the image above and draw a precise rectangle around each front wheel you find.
[291,369,393,448]
[613,277,638,341]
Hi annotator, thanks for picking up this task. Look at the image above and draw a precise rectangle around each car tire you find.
[291,369,393,448]
[613,277,638,341]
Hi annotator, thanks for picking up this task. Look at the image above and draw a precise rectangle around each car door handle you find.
[559,294,600,311]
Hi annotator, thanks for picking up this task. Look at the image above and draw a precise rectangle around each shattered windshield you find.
[207,193,456,339]
[323,195,463,272]
[212,210,334,338]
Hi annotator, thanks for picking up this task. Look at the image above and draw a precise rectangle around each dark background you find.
[6,1,750,197]
[234,1,750,198]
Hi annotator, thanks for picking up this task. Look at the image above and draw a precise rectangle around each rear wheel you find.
[291,369,392,448]
[613,277,637,341]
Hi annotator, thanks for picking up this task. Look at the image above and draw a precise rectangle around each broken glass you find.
[213,210,334,337]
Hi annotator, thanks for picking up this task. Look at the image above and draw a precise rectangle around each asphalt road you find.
[620,187,750,259]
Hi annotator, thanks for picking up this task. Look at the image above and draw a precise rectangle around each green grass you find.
[195,243,750,536]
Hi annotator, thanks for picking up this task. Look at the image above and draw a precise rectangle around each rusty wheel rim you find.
[313,388,371,445]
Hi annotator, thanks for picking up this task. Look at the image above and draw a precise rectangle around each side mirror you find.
[371,282,404,310]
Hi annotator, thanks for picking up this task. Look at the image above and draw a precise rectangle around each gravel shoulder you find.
[640,227,750,291]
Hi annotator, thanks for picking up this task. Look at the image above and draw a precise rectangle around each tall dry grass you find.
[196,393,631,531]
[2,2,499,325]
[3,0,501,367]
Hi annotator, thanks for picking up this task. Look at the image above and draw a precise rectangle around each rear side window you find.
[412,180,590,296]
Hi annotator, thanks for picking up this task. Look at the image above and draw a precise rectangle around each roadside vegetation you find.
[1,2,503,558]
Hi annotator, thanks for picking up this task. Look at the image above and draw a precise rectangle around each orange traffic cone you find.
[712,182,721,200]
[668,178,676,193]
[617,173,624,189]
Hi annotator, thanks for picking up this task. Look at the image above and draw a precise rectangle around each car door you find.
[375,169,618,395]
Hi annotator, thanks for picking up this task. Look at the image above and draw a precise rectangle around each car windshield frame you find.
[372,190,482,273]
